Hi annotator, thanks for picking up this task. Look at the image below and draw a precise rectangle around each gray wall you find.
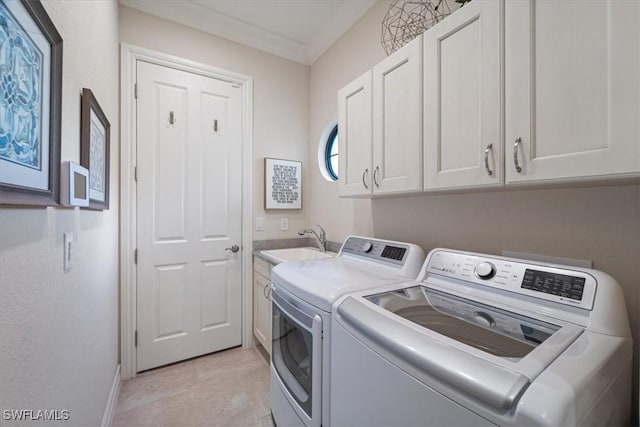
[0,1,120,425]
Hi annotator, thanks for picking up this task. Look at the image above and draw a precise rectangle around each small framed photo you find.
[0,0,63,206]
[265,158,302,210]
[80,88,110,210]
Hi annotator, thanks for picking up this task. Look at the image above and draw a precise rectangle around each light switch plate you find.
[280,218,289,231]
[255,217,264,231]
[64,232,74,272]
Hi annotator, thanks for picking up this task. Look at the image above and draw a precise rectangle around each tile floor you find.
[112,346,273,427]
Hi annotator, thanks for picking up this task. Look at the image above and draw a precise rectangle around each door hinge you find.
[134,330,138,347]
[134,166,138,182]
[134,249,138,264]
[134,83,138,99]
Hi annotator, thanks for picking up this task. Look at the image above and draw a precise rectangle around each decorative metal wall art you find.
[381,0,453,55]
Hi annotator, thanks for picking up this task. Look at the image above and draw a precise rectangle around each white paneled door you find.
[136,61,242,372]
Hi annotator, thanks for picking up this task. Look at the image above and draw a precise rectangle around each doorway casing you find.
[120,44,254,379]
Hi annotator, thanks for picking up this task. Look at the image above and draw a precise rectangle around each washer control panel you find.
[341,236,408,266]
[424,250,596,310]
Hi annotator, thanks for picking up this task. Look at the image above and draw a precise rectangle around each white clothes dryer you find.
[330,248,633,426]
[269,236,425,427]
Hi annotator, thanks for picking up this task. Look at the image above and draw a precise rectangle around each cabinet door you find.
[506,0,640,183]
[372,36,423,195]
[253,271,271,354]
[338,71,373,197]
[424,0,502,191]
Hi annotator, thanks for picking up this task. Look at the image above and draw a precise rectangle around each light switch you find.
[255,216,264,231]
[280,218,289,231]
[64,232,74,272]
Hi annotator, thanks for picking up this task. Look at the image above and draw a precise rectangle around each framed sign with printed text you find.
[265,158,302,210]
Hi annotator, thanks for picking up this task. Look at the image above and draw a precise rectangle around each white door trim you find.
[120,43,254,379]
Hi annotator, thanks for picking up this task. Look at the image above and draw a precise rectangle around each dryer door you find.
[271,287,322,426]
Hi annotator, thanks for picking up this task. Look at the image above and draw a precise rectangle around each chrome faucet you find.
[298,225,327,252]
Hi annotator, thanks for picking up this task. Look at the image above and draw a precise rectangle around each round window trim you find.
[317,120,338,182]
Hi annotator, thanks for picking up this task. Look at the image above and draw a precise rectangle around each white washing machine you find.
[330,248,633,426]
[270,236,425,427]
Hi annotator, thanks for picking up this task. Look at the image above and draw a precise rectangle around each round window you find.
[318,120,338,181]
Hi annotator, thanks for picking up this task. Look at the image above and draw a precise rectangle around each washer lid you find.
[336,285,584,411]
[365,286,560,358]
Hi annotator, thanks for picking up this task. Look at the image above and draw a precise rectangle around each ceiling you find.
[119,0,378,65]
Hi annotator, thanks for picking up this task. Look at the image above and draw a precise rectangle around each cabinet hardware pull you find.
[513,137,523,173]
[362,168,369,189]
[168,111,176,126]
[484,144,493,176]
[263,283,269,299]
[373,166,380,187]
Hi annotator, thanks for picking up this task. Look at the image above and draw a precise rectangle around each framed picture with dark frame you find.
[0,0,63,207]
[80,88,110,210]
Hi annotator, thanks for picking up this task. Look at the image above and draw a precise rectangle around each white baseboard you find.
[101,364,121,427]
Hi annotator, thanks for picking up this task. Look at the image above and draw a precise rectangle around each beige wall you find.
[0,1,120,425]
[119,6,310,240]
[308,1,393,242]
[308,1,640,421]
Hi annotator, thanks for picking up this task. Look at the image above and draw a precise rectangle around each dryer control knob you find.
[474,262,496,280]
[361,242,373,253]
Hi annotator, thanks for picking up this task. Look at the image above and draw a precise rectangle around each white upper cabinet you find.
[338,0,638,198]
[372,36,423,194]
[338,71,373,197]
[424,0,501,191]
[505,0,640,183]
[339,36,423,197]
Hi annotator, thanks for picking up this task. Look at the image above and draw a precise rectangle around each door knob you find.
[225,244,240,253]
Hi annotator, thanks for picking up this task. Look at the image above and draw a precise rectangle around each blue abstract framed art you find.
[80,88,110,210]
[0,0,62,206]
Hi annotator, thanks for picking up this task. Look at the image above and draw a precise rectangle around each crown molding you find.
[120,0,376,65]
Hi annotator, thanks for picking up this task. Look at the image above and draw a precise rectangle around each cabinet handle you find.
[373,166,380,187]
[513,137,523,173]
[484,144,493,176]
[362,168,369,189]
[263,283,270,299]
